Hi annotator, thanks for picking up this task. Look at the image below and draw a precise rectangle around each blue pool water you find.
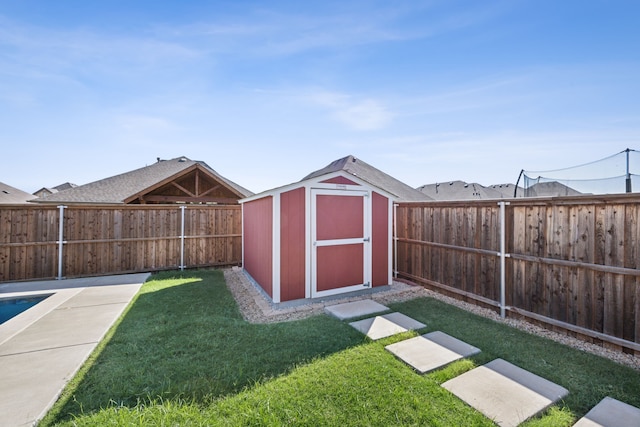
[0,295,51,324]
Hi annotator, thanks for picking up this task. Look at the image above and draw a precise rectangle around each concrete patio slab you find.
[0,274,147,427]
[324,299,389,320]
[57,282,140,309]
[442,358,569,427]
[349,312,426,340]
[0,344,96,427]
[385,331,481,374]
[574,396,640,427]
[0,299,132,356]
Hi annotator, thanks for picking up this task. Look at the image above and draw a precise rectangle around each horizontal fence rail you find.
[0,204,242,282]
[395,194,640,354]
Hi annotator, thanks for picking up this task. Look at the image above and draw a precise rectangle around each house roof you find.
[417,180,521,200]
[302,155,432,202]
[33,156,253,204]
[524,181,582,197]
[486,183,523,199]
[33,182,78,197]
[0,182,35,204]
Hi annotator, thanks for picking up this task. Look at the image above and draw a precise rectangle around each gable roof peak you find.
[303,155,431,202]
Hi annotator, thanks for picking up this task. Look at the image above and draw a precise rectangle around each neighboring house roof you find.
[53,182,77,192]
[486,183,523,199]
[417,181,521,200]
[302,155,432,202]
[32,156,253,205]
[0,182,35,204]
[524,181,582,197]
[33,182,78,198]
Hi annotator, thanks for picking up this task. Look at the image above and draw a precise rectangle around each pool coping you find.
[0,273,149,427]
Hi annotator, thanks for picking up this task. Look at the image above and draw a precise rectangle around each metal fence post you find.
[180,205,186,271]
[498,201,510,318]
[57,205,66,280]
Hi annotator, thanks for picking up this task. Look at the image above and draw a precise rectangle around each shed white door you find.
[311,189,370,298]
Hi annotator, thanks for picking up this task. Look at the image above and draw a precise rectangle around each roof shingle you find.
[303,155,431,202]
[0,182,35,204]
[33,156,253,204]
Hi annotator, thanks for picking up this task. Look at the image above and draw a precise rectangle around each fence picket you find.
[0,204,242,282]
[396,195,640,353]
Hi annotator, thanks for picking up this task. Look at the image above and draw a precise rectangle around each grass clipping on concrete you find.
[41,270,639,426]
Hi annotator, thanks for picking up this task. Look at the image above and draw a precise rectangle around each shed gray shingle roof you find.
[303,155,431,202]
[33,156,253,204]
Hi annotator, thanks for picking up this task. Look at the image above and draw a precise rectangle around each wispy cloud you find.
[306,90,393,130]
[153,1,507,58]
[0,16,201,84]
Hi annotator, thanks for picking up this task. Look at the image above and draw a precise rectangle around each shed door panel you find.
[311,189,370,298]
[316,195,363,240]
[316,244,364,291]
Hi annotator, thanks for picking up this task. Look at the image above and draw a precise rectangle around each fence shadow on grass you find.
[45,270,364,425]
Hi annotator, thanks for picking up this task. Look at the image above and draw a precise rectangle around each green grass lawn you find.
[40,269,640,426]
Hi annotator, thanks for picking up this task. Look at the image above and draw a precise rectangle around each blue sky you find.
[1,1,639,194]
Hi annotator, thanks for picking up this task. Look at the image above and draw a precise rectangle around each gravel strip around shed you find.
[223,267,639,371]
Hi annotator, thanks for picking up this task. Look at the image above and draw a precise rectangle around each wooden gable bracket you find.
[170,181,196,198]
[127,163,244,205]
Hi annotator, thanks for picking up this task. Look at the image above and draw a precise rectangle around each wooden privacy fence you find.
[0,204,242,282]
[394,194,640,354]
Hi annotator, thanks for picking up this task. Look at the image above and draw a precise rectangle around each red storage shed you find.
[240,155,430,303]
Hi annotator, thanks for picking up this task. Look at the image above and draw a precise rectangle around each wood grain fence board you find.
[602,273,620,338]
[443,208,455,288]
[595,205,607,265]
[573,205,593,263]
[479,207,496,300]
[0,205,241,282]
[605,204,623,267]
[467,207,479,295]
[575,267,594,330]
[395,195,640,349]
[549,204,566,259]
[625,204,639,269]
[12,210,27,280]
[636,278,640,346]
[594,271,606,334]
[511,206,526,309]
[623,275,637,342]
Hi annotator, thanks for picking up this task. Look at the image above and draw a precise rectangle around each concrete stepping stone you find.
[349,312,425,340]
[385,331,481,374]
[574,396,640,427]
[325,299,389,320]
[442,358,568,427]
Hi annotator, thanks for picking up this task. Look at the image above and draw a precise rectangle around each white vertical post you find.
[57,205,66,280]
[393,203,398,279]
[498,201,509,318]
[272,193,281,303]
[180,205,186,271]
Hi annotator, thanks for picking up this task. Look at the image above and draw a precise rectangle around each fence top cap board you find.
[30,156,254,205]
